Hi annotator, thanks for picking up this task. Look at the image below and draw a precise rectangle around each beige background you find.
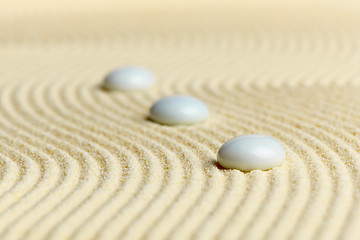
[1,1,360,239]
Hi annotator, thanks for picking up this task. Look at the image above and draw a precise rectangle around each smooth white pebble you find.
[149,95,209,125]
[217,135,285,171]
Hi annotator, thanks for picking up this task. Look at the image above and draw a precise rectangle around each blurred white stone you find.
[103,66,155,91]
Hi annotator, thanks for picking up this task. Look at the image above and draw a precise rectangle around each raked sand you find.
[1,1,360,239]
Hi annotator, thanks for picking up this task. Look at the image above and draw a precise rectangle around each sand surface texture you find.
[1,1,360,239]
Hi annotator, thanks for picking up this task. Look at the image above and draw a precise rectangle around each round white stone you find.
[217,135,285,171]
[103,66,155,91]
[149,95,209,125]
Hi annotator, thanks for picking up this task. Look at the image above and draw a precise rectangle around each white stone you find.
[149,95,209,125]
[103,66,155,91]
[217,135,285,171]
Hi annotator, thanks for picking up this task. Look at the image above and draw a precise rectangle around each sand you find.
[0,1,360,239]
